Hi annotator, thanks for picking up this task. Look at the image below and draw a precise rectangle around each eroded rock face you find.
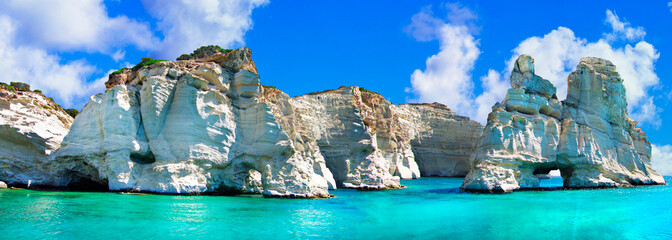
[461,55,665,192]
[511,55,557,99]
[557,58,664,187]
[395,103,483,177]
[53,48,331,198]
[288,89,483,187]
[0,89,73,186]
[290,87,403,189]
[0,46,485,197]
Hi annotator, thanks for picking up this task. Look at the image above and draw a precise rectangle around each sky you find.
[1,0,672,174]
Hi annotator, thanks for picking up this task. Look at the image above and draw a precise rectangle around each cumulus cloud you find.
[142,0,269,59]
[603,10,645,42]
[408,8,662,125]
[0,16,105,107]
[509,24,661,126]
[0,0,157,56]
[652,144,672,176]
[406,3,483,119]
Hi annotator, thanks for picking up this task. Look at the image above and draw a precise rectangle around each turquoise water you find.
[1,177,671,240]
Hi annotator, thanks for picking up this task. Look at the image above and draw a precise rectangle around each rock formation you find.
[51,48,333,198]
[461,55,665,192]
[395,103,483,176]
[0,85,74,187]
[23,47,480,197]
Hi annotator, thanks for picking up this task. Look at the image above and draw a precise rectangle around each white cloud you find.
[603,10,645,42]
[406,4,483,119]
[404,6,445,42]
[0,0,157,55]
[111,50,126,62]
[668,2,672,12]
[509,24,661,126]
[407,8,662,125]
[142,0,269,59]
[0,16,105,108]
[652,144,672,176]
[473,70,508,122]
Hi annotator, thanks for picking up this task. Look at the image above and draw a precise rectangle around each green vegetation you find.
[64,108,80,118]
[176,45,234,60]
[0,82,15,93]
[262,84,277,89]
[358,87,380,95]
[135,57,166,68]
[10,82,30,91]
[110,67,127,76]
[109,57,166,77]
[33,89,42,94]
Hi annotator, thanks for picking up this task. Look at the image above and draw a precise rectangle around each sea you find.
[1,177,671,240]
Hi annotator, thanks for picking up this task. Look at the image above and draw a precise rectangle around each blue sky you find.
[1,0,672,174]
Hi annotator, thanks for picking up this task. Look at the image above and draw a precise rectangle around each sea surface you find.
[1,177,671,240]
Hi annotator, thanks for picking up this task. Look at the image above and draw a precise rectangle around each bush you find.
[358,87,380,95]
[64,108,79,118]
[110,67,127,76]
[176,45,234,60]
[10,82,30,91]
[33,89,42,94]
[134,58,166,69]
[177,54,192,61]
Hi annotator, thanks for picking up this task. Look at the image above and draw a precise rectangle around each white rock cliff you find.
[0,47,478,197]
[0,86,73,187]
[461,55,665,192]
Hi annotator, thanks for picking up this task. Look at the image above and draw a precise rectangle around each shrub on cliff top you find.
[358,87,380,95]
[110,67,127,76]
[134,57,166,69]
[10,82,30,91]
[0,82,15,92]
[64,108,79,118]
[176,45,234,60]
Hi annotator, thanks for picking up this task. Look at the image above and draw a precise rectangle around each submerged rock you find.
[461,55,665,192]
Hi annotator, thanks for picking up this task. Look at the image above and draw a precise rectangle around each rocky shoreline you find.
[0,47,664,197]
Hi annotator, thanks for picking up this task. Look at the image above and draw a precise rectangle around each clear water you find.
[1,177,671,240]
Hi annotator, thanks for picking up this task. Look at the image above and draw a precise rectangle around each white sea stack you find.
[461,55,665,192]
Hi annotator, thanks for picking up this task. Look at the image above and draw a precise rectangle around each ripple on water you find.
[0,177,671,240]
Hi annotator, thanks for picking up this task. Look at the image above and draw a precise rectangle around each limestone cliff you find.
[285,87,483,188]
[52,48,332,198]
[395,103,483,177]
[0,47,483,197]
[0,85,73,186]
[461,55,665,192]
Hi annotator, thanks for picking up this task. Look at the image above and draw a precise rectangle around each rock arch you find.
[461,55,664,193]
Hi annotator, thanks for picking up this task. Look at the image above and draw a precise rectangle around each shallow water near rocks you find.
[1,177,671,240]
